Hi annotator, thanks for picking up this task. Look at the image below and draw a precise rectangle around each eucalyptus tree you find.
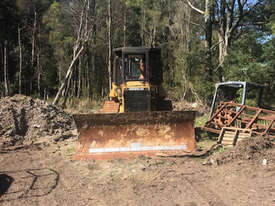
[186,0,265,82]
[0,0,18,96]
[52,0,97,106]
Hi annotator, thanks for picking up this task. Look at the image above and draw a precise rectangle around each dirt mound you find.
[210,136,275,165]
[0,95,76,147]
[173,100,208,115]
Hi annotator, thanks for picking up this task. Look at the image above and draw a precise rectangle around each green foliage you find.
[125,0,143,7]
[224,32,264,82]
[195,115,209,127]
[1,0,274,108]
[224,31,275,105]
[43,1,74,83]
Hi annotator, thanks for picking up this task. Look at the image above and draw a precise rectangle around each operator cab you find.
[125,54,145,80]
[111,47,166,112]
[112,47,162,86]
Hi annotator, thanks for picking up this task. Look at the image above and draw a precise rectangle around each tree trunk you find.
[53,0,96,105]
[123,5,127,47]
[62,71,73,109]
[204,0,213,82]
[29,10,37,95]
[37,24,42,97]
[186,0,213,81]
[218,33,228,82]
[73,64,77,97]
[185,4,191,52]
[37,47,41,96]
[86,60,90,99]
[58,65,62,86]
[151,26,156,47]
[4,40,9,96]
[53,46,84,105]
[91,31,96,100]
[77,55,82,98]
[18,26,23,94]
[32,10,37,66]
[141,7,145,46]
[108,0,112,94]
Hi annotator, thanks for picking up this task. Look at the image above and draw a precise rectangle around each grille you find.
[124,89,150,112]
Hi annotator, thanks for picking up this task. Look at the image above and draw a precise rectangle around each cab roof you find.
[113,47,160,55]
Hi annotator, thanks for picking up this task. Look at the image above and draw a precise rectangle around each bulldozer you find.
[73,47,197,160]
[102,47,172,113]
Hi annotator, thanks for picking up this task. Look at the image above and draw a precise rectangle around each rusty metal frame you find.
[202,101,275,138]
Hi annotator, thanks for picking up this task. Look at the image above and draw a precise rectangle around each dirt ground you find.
[1,95,275,206]
[1,138,275,206]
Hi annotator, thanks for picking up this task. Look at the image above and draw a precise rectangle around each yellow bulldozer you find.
[102,47,172,113]
[73,47,197,160]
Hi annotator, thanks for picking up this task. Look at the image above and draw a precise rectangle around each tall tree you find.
[108,0,112,93]
[52,0,97,106]
[0,0,18,96]
[3,41,9,96]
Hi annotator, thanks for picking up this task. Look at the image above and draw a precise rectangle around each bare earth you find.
[1,95,275,206]
[1,139,275,206]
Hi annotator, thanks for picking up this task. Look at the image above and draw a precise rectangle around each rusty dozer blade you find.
[73,111,196,160]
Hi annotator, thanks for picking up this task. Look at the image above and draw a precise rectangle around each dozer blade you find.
[73,111,196,160]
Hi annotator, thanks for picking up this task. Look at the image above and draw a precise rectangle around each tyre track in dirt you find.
[1,142,275,206]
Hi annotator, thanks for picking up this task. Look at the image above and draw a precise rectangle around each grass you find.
[47,97,104,114]
[215,146,227,154]
[195,114,209,127]
[197,138,216,150]
[64,145,76,155]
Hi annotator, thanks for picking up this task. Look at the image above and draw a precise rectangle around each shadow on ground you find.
[0,168,59,202]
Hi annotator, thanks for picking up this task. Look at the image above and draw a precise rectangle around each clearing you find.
[0,95,275,206]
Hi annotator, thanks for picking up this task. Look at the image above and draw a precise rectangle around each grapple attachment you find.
[73,111,196,160]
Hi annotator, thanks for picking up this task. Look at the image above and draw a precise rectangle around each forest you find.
[0,0,274,107]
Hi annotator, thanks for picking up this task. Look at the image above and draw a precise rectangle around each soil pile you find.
[0,95,76,147]
[212,136,275,165]
[173,100,208,115]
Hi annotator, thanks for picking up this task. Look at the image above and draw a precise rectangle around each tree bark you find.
[77,55,82,98]
[91,29,96,100]
[108,0,112,94]
[216,0,247,81]
[204,0,213,82]
[141,7,145,46]
[32,10,37,66]
[37,46,41,96]
[53,45,84,105]
[123,4,127,47]
[4,40,9,96]
[62,70,73,109]
[18,26,23,94]
[185,3,191,52]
